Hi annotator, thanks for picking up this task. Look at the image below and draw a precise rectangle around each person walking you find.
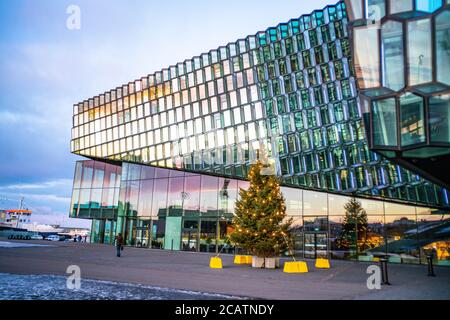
[115,233,124,257]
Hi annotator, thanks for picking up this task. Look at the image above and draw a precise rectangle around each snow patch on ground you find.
[0,273,246,300]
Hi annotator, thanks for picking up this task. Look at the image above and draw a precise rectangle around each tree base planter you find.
[251,256,280,269]
[264,257,280,269]
[252,256,265,268]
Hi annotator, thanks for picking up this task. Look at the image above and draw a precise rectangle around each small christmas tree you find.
[230,161,292,258]
[336,197,368,255]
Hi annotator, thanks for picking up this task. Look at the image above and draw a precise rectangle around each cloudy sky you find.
[0,0,335,228]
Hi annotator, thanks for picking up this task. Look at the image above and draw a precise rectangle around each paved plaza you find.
[0,238,449,300]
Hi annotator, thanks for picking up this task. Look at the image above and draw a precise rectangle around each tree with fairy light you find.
[230,161,292,259]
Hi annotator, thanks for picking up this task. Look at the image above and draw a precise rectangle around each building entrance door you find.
[181,219,199,252]
[304,233,328,259]
[182,227,198,251]
[135,219,151,248]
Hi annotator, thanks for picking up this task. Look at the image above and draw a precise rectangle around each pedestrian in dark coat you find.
[115,233,124,257]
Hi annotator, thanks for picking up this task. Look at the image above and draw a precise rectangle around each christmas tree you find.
[336,197,369,255]
[230,161,292,258]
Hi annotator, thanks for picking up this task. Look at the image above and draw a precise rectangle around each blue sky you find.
[0,0,335,227]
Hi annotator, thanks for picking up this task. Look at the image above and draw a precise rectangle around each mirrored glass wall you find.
[71,160,450,266]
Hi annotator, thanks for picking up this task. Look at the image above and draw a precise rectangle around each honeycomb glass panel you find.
[372,98,398,147]
[348,0,364,19]
[407,19,432,86]
[353,26,380,89]
[429,94,450,143]
[415,0,443,12]
[381,20,405,91]
[435,10,450,86]
[389,0,413,14]
[400,93,425,146]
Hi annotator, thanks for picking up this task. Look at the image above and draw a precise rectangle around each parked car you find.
[45,235,60,241]
[30,234,44,240]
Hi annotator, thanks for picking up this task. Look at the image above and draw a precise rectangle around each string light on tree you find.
[230,160,292,259]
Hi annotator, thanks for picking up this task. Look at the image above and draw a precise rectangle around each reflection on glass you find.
[281,187,302,216]
[73,162,83,189]
[200,219,217,253]
[184,175,201,217]
[417,215,450,265]
[304,232,328,258]
[218,219,235,254]
[353,26,380,89]
[80,162,94,189]
[151,178,169,217]
[349,0,363,19]
[137,179,154,217]
[182,219,198,251]
[389,0,413,14]
[381,21,404,91]
[289,217,303,256]
[141,166,155,180]
[125,218,136,246]
[218,178,238,216]
[367,0,386,20]
[303,216,328,232]
[372,98,397,146]
[435,10,450,86]
[400,93,425,146]
[78,189,91,216]
[200,175,218,216]
[328,194,351,215]
[167,177,184,216]
[90,189,102,210]
[70,189,80,218]
[125,180,139,217]
[135,219,151,247]
[303,191,328,215]
[384,214,419,263]
[92,162,105,188]
[362,215,385,259]
[416,0,443,12]
[429,94,450,143]
[333,199,372,259]
[408,19,432,86]
[151,218,166,249]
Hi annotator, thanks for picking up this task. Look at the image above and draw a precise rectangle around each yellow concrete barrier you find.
[283,261,308,273]
[315,258,330,269]
[234,255,251,265]
[210,257,223,269]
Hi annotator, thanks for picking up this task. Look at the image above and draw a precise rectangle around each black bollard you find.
[379,257,391,285]
[427,255,436,277]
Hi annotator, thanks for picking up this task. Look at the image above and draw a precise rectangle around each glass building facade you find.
[71,160,450,265]
[70,1,450,265]
[345,0,450,189]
